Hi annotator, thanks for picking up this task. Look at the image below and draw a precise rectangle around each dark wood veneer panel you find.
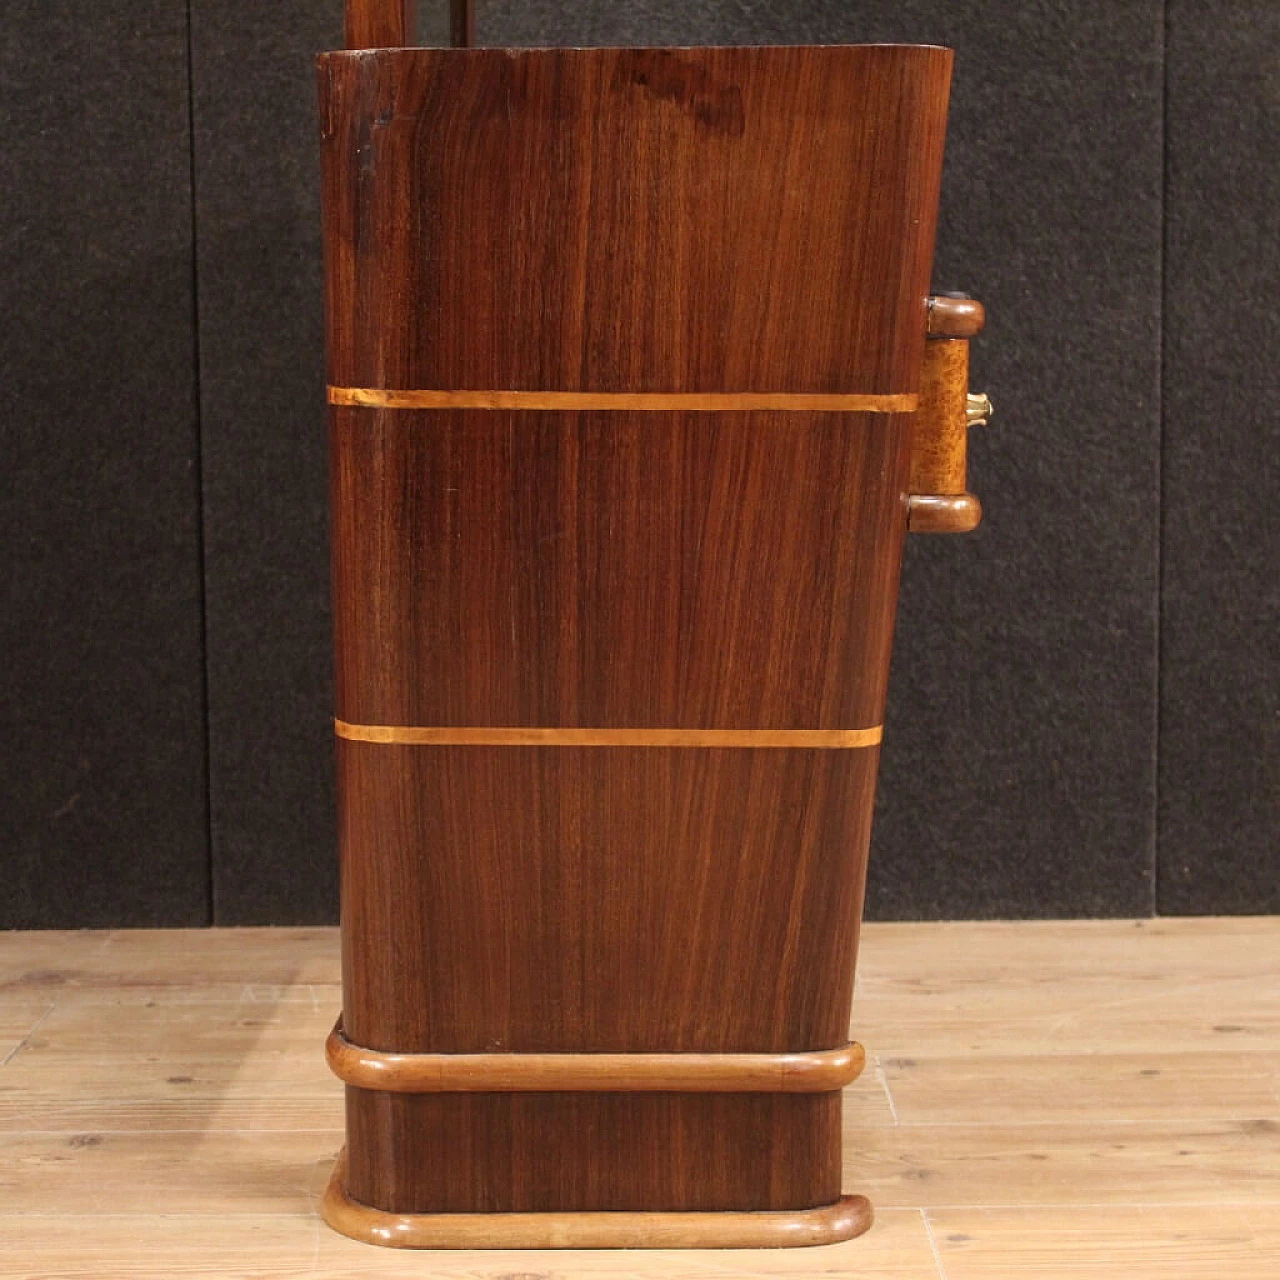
[319,44,951,395]
[339,741,878,1054]
[331,407,911,731]
[345,1088,842,1213]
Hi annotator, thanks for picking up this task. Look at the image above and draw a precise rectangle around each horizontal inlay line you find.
[327,1022,865,1093]
[334,720,883,749]
[328,386,917,413]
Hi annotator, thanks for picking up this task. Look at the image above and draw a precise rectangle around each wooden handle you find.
[908,294,989,534]
[345,0,473,49]
[927,293,986,339]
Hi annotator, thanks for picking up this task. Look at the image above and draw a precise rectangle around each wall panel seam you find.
[184,0,215,926]
[1153,0,1169,917]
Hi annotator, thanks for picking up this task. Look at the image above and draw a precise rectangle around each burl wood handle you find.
[908,294,991,534]
[345,0,473,49]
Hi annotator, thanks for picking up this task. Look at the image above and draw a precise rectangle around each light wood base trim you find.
[328,385,917,414]
[327,1021,864,1093]
[322,1151,872,1249]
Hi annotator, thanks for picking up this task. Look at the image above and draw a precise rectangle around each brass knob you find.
[966,392,992,427]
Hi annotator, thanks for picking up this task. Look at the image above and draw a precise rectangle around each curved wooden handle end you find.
[909,295,990,535]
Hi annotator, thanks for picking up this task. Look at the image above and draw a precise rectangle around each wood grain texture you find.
[448,0,474,51]
[909,339,970,497]
[0,1208,939,1277]
[906,491,982,534]
[344,1089,843,1213]
[338,742,880,1055]
[0,1001,52,1062]
[318,45,951,395]
[925,295,985,339]
[930,1206,1280,1279]
[320,43,953,1229]
[326,1021,864,1092]
[853,920,1280,1056]
[325,1150,872,1248]
[344,1,415,51]
[852,1118,1280,1209]
[330,409,913,731]
[883,1051,1280,1124]
[906,323,983,535]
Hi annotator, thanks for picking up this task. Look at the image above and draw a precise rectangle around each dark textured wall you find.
[1,1,1274,927]
[189,2,340,924]
[1159,2,1279,914]
[0,2,210,927]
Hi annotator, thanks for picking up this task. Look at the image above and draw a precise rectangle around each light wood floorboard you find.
[0,919,1275,1276]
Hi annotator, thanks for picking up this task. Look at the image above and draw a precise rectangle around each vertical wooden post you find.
[345,1,416,51]
[450,0,475,47]
[345,2,473,50]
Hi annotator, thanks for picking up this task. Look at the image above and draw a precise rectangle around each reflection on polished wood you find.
[326,1020,865,1092]
[907,491,983,533]
[926,294,986,338]
[323,1150,873,1249]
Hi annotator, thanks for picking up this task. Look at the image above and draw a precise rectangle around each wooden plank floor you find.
[0,918,1276,1276]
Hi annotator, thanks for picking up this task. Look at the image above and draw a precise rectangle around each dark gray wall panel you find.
[195,1,1162,924]
[1159,3,1280,915]
[0,2,208,925]
[861,3,1164,919]
[191,1,345,923]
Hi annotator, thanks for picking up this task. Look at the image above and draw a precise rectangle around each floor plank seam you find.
[0,1004,55,1067]
[921,1208,951,1279]
[872,1052,901,1124]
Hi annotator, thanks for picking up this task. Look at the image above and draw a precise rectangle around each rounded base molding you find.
[321,1151,873,1250]
[326,1019,865,1094]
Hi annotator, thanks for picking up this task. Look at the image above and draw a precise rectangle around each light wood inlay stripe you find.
[334,720,883,749]
[328,386,917,413]
[327,1022,865,1093]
